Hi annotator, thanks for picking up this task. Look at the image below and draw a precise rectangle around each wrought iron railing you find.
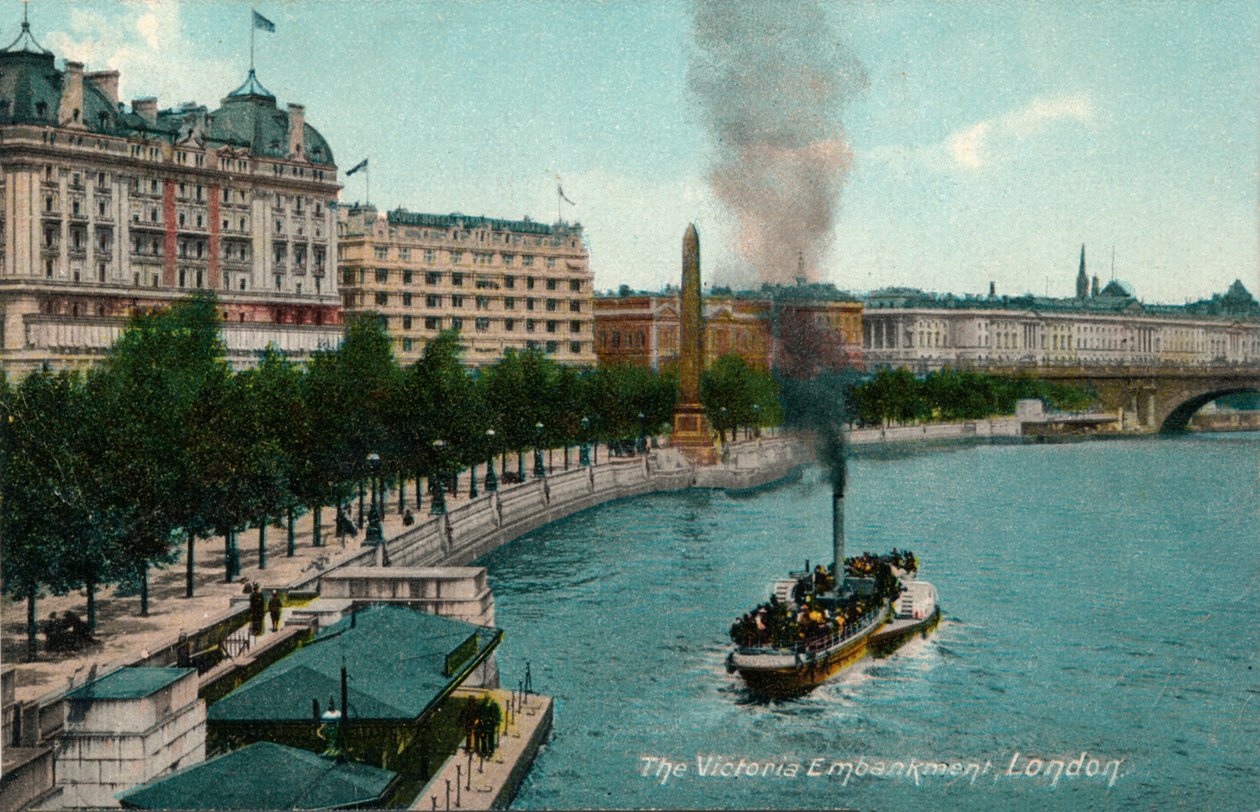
[735,601,889,656]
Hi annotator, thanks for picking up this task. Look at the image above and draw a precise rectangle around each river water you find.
[476,433,1260,811]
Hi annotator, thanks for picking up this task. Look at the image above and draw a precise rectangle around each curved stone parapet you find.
[305,437,810,579]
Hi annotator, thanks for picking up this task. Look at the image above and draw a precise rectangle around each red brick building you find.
[594,288,863,374]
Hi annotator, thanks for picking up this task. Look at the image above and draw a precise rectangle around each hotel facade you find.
[0,21,343,374]
[338,206,595,367]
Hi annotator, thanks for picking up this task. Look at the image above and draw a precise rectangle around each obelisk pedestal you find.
[671,223,717,465]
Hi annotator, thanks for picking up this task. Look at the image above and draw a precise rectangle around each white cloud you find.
[946,121,991,169]
[46,1,236,108]
[868,94,1096,174]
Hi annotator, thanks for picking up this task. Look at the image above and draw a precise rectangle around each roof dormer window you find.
[35,101,47,117]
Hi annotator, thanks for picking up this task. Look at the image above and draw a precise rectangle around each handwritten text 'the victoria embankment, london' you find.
[638,752,1124,789]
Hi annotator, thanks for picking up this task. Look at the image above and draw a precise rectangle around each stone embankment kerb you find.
[294,436,807,591]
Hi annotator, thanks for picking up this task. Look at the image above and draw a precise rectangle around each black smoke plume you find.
[689,0,867,285]
[777,370,860,493]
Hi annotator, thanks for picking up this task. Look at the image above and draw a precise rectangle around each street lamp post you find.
[365,452,383,546]
[430,440,447,515]
[753,403,761,439]
[637,412,646,454]
[579,417,591,466]
[719,406,728,444]
[533,422,546,478]
[484,429,498,492]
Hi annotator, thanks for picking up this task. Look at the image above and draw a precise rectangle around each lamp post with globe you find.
[430,440,447,516]
[365,452,384,546]
[484,429,498,492]
[533,422,546,478]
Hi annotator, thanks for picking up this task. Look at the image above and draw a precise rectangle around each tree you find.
[297,314,399,546]
[402,331,483,493]
[584,364,679,447]
[239,348,308,559]
[0,369,107,656]
[701,354,778,442]
[92,293,228,613]
[480,349,558,476]
[188,366,287,582]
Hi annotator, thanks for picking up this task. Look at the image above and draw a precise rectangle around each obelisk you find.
[671,223,717,465]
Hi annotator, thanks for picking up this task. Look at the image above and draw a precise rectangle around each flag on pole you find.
[253,10,276,32]
[345,159,368,176]
[556,176,575,206]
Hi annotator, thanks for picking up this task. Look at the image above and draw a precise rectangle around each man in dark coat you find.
[267,591,283,632]
[249,583,265,637]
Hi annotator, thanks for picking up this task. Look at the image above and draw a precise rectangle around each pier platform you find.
[413,689,553,810]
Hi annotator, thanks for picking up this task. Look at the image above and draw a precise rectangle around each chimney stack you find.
[287,103,305,159]
[132,97,158,126]
[86,70,119,106]
[59,61,85,128]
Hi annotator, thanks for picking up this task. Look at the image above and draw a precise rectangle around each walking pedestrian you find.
[268,590,283,632]
[249,583,265,637]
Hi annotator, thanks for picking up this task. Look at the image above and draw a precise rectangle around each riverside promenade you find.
[1,436,808,785]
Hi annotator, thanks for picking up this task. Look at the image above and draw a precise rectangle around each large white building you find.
[862,279,1260,371]
[0,19,343,373]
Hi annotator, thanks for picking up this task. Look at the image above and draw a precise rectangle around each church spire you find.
[1075,244,1088,299]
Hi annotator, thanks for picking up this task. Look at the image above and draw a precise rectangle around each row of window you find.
[368,291,583,313]
[349,267,583,292]
[398,336,583,356]
[387,314,585,335]
[42,165,328,213]
[370,245,580,271]
[389,225,579,251]
[36,259,320,297]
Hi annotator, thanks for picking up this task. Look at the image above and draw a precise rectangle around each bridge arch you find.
[1159,386,1260,433]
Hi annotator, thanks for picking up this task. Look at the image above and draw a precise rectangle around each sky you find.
[19,0,1260,304]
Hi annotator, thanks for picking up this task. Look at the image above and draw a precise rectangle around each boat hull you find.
[869,606,942,658]
[730,613,887,698]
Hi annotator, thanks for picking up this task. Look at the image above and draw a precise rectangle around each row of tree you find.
[2,290,1083,661]
[0,294,694,660]
[849,367,1096,426]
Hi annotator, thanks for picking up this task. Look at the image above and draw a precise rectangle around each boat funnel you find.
[832,453,845,591]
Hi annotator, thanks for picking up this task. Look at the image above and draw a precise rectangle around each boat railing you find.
[736,602,889,656]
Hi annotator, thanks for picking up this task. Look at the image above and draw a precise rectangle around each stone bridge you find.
[986,365,1260,433]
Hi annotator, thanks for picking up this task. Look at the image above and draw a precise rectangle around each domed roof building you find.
[0,14,345,373]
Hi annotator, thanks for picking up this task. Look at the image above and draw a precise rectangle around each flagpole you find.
[250,11,255,72]
[366,162,371,208]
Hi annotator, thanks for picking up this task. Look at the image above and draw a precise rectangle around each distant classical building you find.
[862,276,1260,371]
[0,18,343,373]
[338,205,594,367]
[593,284,862,373]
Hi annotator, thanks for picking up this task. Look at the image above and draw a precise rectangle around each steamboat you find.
[726,453,941,697]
